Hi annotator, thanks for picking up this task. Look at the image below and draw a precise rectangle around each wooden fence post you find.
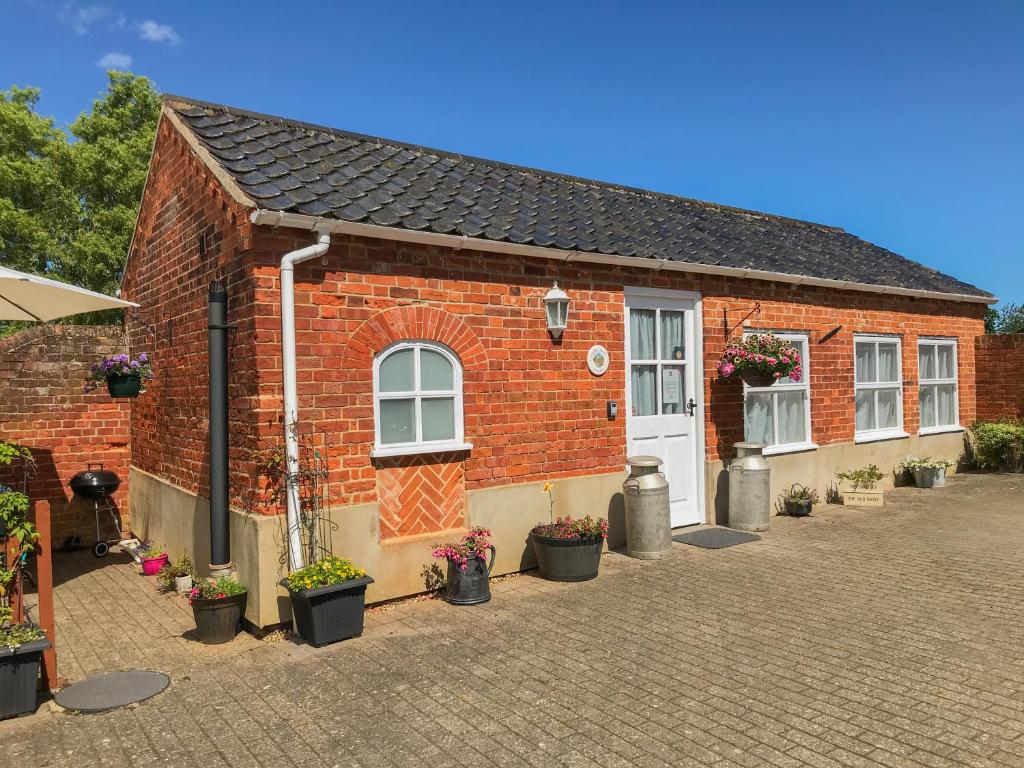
[34,499,60,690]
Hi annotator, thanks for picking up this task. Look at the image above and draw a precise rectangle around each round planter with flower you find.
[529,515,609,582]
[432,527,495,605]
[281,556,373,646]
[716,333,802,387]
[138,544,169,576]
[189,576,248,644]
[85,353,154,398]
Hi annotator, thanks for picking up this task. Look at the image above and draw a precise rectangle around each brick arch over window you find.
[341,305,487,540]
[342,305,487,377]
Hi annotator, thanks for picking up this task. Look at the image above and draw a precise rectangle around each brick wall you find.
[127,117,986,544]
[0,325,130,542]
[975,334,1024,421]
[122,112,264,513]
[244,229,985,536]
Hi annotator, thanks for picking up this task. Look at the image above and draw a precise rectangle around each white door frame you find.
[623,286,706,526]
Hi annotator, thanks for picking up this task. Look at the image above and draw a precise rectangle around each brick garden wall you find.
[0,325,130,542]
[975,334,1024,421]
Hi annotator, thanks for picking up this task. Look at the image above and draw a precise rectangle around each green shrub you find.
[836,464,885,490]
[969,421,1024,472]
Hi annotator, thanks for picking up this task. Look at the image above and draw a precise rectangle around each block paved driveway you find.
[3,472,1023,768]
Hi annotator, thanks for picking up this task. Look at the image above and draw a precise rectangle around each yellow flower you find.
[542,482,553,493]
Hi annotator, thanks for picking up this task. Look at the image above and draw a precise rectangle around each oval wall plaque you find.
[587,345,610,376]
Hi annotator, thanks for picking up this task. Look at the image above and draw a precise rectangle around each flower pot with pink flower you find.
[530,515,609,582]
[139,544,168,575]
[189,576,247,644]
[716,333,802,388]
[432,528,495,605]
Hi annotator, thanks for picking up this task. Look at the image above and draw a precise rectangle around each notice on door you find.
[662,368,681,404]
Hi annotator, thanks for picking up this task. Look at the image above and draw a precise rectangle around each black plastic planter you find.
[530,533,602,582]
[281,575,374,646]
[443,546,496,605]
[783,499,813,517]
[106,374,142,398]
[191,592,247,644]
[0,635,49,719]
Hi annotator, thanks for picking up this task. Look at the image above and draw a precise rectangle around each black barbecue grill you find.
[68,466,123,557]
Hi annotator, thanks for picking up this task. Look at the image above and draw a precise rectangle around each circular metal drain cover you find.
[55,670,169,713]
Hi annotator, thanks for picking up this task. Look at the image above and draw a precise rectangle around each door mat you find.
[54,670,169,713]
[672,528,761,549]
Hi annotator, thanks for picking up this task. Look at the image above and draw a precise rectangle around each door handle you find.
[686,398,697,417]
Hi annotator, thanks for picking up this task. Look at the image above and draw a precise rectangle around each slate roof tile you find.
[166,96,990,299]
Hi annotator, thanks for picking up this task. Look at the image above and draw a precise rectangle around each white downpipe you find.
[278,228,331,572]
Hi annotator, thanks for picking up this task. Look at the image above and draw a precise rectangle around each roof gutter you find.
[250,210,996,305]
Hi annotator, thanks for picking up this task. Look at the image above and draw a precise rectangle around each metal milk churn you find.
[728,442,771,532]
[623,455,673,559]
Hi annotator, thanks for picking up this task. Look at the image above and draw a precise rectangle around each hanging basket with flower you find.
[716,333,802,388]
[85,353,154,398]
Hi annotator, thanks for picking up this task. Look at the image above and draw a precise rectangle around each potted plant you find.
[835,464,886,507]
[716,333,803,388]
[139,543,169,576]
[189,576,247,644]
[432,527,496,605]
[158,551,194,594]
[85,352,154,398]
[780,484,820,516]
[0,623,50,719]
[899,457,953,488]
[281,556,374,646]
[530,515,609,582]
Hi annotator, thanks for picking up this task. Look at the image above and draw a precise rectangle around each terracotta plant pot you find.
[141,553,168,576]
[106,374,142,398]
[529,532,602,582]
[282,575,374,646]
[191,593,247,644]
[0,635,50,720]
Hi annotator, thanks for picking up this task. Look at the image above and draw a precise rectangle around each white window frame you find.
[371,340,471,458]
[853,334,907,443]
[742,331,816,455]
[917,338,961,435]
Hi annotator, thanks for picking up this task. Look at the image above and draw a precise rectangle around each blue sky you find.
[5,1,1022,305]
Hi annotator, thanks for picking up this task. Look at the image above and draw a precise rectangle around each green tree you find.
[985,303,1024,334]
[0,71,159,329]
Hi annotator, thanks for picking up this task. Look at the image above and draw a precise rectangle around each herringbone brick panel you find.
[377,452,465,539]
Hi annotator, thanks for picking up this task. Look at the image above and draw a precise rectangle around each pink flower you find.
[774,371,783,379]
[720,362,736,376]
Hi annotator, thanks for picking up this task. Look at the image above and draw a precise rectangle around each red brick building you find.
[123,97,992,626]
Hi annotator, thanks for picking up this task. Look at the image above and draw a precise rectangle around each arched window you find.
[372,341,470,457]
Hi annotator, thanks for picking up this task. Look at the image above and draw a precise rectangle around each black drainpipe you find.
[208,280,231,574]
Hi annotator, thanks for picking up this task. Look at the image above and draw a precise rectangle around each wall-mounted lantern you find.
[544,282,570,339]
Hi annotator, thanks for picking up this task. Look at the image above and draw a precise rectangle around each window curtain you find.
[744,392,773,444]
[631,366,656,416]
[659,311,684,360]
[630,310,656,359]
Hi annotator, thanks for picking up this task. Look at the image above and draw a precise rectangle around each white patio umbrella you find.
[0,265,136,321]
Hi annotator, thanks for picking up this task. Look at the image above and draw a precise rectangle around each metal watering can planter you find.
[443,546,496,605]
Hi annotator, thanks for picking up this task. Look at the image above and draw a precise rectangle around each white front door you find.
[624,288,704,527]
